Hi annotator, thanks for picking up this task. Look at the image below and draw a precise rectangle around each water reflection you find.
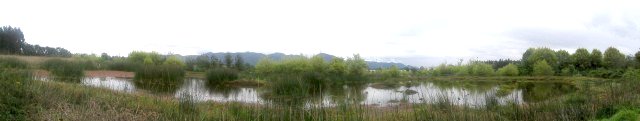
[82,77,136,93]
[175,79,264,103]
[44,77,578,107]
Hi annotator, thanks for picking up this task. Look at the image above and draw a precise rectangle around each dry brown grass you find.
[0,55,74,68]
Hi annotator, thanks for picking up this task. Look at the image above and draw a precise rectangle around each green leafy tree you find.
[469,62,494,76]
[164,55,185,66]
[386,65,400,78]
[603,47,626,69]
[0,26,25,54]
[309,55,327,74]
[224,53,233,68]
[523,47,557,75]
[234,54,245,71]
[328,57,347,77]
[497,63,519,76]
[572,48,591,71]
[556,50,572,70]
[143,56,154,65]
[590,49,603,69]
[346,54,368,78]
[533,60,554,76]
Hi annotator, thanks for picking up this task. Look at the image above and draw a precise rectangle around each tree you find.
[101,53,111,61]
[224,53,233,68]
[556,50,572,71]
[523,47,557,74]
[572,48,591,71]
[328,57,347,76]
[469,62,494,76]
[346,54,368,78]
[603,47,626,69]
[590,49,603,69]
[497,63,519,76]
[386,65,400,78]
[0,26,25,54]
[635,51,640,68]
[164,55,185,66]
[234,54,245,71]
[532,60,554,76]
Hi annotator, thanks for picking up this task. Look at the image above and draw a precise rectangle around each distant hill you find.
[183,52,408,69]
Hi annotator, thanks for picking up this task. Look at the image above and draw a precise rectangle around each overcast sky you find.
[2,0,639,66]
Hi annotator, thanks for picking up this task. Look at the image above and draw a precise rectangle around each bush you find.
[532,60,554,76]
[497,63,519,76]
[206,68,239,84]
[469,62,494,76]
[621,69,640,81]
[106,61,142,72]
[134,65,185,81]
[607,109,639,121]
[0,57,28,69]
[41,59,84,81]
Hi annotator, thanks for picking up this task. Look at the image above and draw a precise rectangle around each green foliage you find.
[556,50,572,71]
[163,55,185,66]
[0,57,28,69]
[134,65,185,82]
[234,54,245,71]
[380,65,401,78]
[346,54,368,79]
[185,55,220,72]
[591,49,603,69]
[41,59,85,81]
[634,51,640,68]
[572,48,592,71]
[621,69,640,81]
[206,68,239,83]
[604,47,627,69]
[469,62,494,76]
[0,26,25,54]
[0,69,32,120]
[607,109,639,121]
[532,60,554,76]
[522,47,557,75]
[1,26,71,57]
[497,63,519,76]
[106,60,142,72]
[128,51,164,65]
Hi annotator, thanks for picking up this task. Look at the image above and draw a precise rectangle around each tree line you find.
[0,26,72,57]
[420,47,640,78]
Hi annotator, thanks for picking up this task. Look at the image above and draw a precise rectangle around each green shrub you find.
[621,69,640,81]
[206,68,239,84]
[41,59,84,81]
[532,60,554,76]
[106,61,142,72]
[607,109,639,121]
[0,57,28,69]
[497,63,519,76]
[0,69,32,120]
[469,62,494,76]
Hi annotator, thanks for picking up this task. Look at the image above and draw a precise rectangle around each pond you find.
[61,77,578,107]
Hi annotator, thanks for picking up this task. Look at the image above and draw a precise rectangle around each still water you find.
[75,77,576,107]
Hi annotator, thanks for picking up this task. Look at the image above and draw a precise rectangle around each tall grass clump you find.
[134,65,185,81]
[0,60,32,120]
[205,68,239,84]
[41,59,84,82]
[0,57,28,69]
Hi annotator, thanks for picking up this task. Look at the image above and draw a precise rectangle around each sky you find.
[2,0,640,66]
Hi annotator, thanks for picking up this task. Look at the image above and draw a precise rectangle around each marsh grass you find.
[134,65,185,81]
[0,57,28,69]
[40,59,84,82]
[206,68,239,84]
